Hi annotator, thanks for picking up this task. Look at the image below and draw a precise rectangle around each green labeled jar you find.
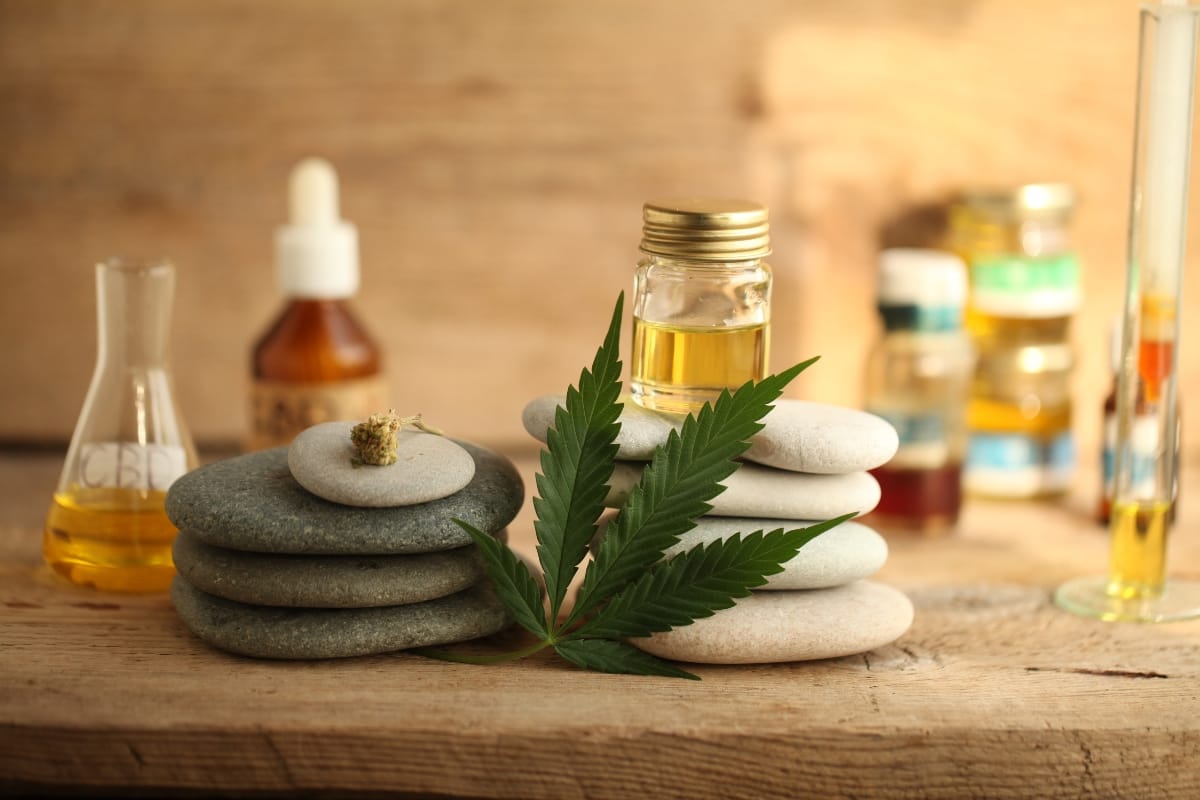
[951,183,1080,498]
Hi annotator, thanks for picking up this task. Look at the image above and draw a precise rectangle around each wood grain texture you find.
[2,0,1199,455]
[2,450,1199,798]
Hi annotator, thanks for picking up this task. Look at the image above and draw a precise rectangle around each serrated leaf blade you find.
[454,519,547,639]
[554,638,699,680]
[532,295,625,622]
[573,513,855,640]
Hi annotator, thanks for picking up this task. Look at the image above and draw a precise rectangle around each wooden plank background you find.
[2,0,1199,455]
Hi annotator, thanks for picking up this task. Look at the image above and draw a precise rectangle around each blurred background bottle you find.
[44,258,198,592]
[951,183,1080,498]
[249,158,387,450]
[864,248,974,533]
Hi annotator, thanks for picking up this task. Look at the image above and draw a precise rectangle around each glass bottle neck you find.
[643,254,765,270]
[95,259,175,367]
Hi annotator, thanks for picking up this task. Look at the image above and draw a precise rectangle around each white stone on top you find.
[522,395,898,474]
[288,422,475,508]
[745,399,898,474]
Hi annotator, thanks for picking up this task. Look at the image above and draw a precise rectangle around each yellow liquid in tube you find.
[43,487,178,593]
[630,318,768,414]
[1105,293,1175,596]
[1107,500,1171,600]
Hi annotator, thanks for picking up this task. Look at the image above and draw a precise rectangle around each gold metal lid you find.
[640,198,771,261]
[961,183,1076,221]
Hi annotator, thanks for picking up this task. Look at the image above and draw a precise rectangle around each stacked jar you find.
[950,184,1080,498]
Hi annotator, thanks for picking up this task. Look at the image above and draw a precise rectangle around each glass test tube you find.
[1056,1,1200,622]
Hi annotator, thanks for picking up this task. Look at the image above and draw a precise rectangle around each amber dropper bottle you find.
[249,158,387,450]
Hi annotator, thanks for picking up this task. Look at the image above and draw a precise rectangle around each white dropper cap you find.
[275,158,360,298]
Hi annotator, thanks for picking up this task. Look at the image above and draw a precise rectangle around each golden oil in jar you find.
[629,199,773,415]
[630,319,768,414]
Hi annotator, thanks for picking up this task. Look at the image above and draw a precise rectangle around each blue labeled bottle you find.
[864,249,974,533]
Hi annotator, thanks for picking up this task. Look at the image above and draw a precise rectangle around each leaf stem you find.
[413,638,553,666]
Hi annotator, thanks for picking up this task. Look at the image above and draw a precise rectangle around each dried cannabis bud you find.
[350,410,444,466]
[351,410,402,465]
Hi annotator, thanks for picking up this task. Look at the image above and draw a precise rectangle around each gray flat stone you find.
[165,441,523,555]
[662,517,888,590]
[172,529,492,608]
[605,461,881,518]
[631,580,913,664]
[171,577,511,659]
[288,423,476,507]
[523,395,898,473]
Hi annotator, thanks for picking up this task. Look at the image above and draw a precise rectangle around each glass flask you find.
[44,258,198,593]
[630,198,773,415]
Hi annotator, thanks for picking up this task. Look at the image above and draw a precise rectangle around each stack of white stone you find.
[522,395,913,664]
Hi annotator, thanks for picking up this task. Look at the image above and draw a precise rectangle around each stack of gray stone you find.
[522,396,914,664]
[166,423,522,659]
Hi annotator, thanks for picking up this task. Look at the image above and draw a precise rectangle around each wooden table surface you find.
[2,448,1199,799]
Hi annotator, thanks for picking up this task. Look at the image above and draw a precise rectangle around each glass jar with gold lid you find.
[951,182,1080,336]
[629,198,772,415]
[951,183,1080,498]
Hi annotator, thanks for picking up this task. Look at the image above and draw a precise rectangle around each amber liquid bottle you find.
[248,158,388,450]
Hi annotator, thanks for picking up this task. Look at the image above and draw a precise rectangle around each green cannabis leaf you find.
[533,297,624,622]
[565,357,819,631]
[572,515,855,641]
[428,292,845,679]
